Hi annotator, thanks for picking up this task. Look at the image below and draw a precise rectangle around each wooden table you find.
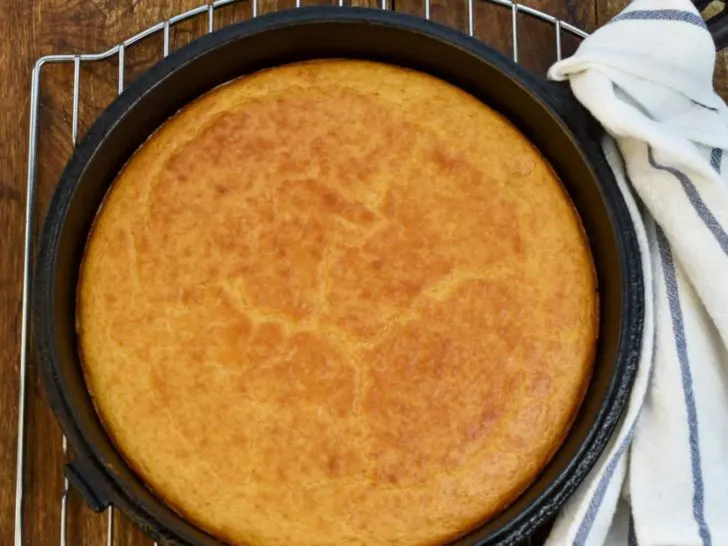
[0,1,725,544]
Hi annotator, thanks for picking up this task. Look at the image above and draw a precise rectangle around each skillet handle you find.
[537,1,727,136]
[695,0,728,52]
[708,10,728,52]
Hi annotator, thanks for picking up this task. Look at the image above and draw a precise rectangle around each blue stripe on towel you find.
[611,9,706,29]
[573,423,636,545]
[628,513,638,546]
[711,148,723,173]
[648,147,728,255]
[656,226,712,546]
[692,99,720,113]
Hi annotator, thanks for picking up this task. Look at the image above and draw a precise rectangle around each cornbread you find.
[78,60,597,546]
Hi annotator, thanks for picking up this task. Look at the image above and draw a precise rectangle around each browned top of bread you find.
[78,60,597,546]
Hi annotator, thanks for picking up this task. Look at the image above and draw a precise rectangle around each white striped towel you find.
[545,0,728,545]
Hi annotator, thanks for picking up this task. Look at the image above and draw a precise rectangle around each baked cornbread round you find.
[78,60,597,546]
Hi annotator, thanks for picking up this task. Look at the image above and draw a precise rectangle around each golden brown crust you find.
[78,60,597,546]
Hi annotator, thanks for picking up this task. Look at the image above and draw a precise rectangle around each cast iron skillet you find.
[33,7,645,546]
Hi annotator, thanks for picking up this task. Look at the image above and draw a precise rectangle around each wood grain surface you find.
[0,1,724,545]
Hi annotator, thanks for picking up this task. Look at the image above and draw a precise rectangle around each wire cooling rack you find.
[16,1,588,544]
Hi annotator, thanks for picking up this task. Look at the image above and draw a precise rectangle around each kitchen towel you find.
[545,0,728,545]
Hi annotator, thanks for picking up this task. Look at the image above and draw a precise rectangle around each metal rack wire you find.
[15,1,588,544]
